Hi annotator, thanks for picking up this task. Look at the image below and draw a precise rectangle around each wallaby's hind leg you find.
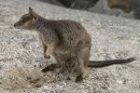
[41,53,62,72]
[66,57,79,80]
[75,47,90,82]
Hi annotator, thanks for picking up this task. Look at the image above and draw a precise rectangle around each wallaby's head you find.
[14,7,39,30]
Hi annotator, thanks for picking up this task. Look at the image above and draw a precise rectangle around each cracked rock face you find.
[0,0,140,93]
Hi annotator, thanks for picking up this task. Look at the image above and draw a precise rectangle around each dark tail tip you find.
[88,57,136,68]
[126,57,136,62]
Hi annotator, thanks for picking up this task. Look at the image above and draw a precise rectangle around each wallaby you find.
[14,7,135,82]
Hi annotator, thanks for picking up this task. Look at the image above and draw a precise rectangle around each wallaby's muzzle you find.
[14,22,18,28]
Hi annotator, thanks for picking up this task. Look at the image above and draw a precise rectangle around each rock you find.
[89,0,134,19]
[0,0,140,93]
[57,0,99,9]
[70,0,99,9]
[32,0,136,20]
[107,0,132,13]
[58,0,75,7]
[39,0,64,6]
[130,0,140,19]
[45,0,99,10]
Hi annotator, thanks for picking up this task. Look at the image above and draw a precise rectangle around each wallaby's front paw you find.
[67,77,71,80]
[41,67,50,72]
[75,74,83,82]
[41,63,58,73]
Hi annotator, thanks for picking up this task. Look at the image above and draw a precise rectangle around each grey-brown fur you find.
[14,7,135,82]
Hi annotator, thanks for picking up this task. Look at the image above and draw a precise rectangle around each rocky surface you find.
[0,0,140,93]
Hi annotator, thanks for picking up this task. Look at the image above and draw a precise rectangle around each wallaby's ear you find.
[29,7,33,12]
[29,7,38,19]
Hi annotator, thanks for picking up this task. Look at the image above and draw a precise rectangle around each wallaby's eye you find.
[23,17,30,23]
[20,14,32,23]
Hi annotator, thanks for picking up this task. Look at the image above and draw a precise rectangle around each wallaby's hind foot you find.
[75,70,88,82]
[41,63,60,72]
[67,77,71,80]
[44,55,51,59]
[75,47,89,82]
[75,73,83,82]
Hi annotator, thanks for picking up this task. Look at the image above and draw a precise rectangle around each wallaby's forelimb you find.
[41,63,61,72]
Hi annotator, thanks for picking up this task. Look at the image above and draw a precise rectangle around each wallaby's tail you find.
[88,57,135,68]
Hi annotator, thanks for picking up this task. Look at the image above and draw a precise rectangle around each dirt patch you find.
[0,64,60,92]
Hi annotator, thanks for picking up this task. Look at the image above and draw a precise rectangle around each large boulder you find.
[106,0,132,13]
[130,0,140,19]
[89,0,134,19]
[0,0,140,93]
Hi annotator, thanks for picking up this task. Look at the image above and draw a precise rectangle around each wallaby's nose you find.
[14,23,17,27]
[14,23,16,27]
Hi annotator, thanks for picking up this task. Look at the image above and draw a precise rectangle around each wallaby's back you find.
[38,19,91,52]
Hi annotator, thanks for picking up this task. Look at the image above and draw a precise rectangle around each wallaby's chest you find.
[37,30,58,46]
[38,32,48,46]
